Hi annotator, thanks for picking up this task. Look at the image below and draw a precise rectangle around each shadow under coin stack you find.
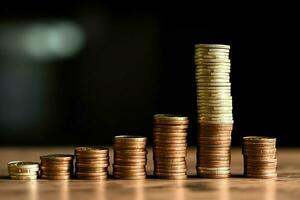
[243,136,277,178]
[153,114,188,179]
[113,135,147,179]
[40,154,74,180]
[75,147,109,180]
[194,44,233,178]
[8,161,39,180]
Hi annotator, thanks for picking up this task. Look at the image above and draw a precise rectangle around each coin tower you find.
[194,44,233,178]
[113,135,147,179]
[75,147,109,180]
[243,136,277,178]
[153,114,188,179]
[40,154,74,180]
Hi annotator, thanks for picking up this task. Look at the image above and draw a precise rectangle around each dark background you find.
[0,1,298,146]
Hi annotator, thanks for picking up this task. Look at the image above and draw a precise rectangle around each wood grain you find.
[0,147,300,200]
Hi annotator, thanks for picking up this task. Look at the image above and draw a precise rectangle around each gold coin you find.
[10,175,38,180]
[41,174,72,180]
[195,44,230,49]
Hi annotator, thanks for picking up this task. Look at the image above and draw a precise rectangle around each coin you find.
[41,154,74,161]
[41,174,71,180]
[10,175,38,180]
[198,173,230,178]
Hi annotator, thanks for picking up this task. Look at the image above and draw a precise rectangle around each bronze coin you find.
[154,163,186,169]
[76,156,109,162]
[154,132,187,137]
[113,164,145,169]
[155,124,188,130]
[244,173,277,178]
[40,165,72,171]
[76,171,107,177]
[154,146,187,151]
[154,140,187,145]
[243,136,276,143]
[76,160,109,166]
[199,123,233,129]
[153,128,187,133]
[113,158,147,163]
[154,142,187,147]
[197,173,230,178]
[113,174,146,180]
[153,158,185,163]
[40,154,74,161]
[113,171,146,176]
[75,147,108,156]
[41,174,72,180]
[76,174,107,180]
[155,168,187,173]
[75,165,108,170]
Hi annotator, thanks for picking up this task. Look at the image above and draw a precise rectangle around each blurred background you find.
[0,1,298,146]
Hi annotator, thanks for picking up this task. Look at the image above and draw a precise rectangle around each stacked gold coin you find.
[243,136,277,178]
[194,44,233,178]
[8,161,39,180]
[40,154,74,180]
[113,135,147,179]
[153,114,188,179]
[75,147,109,180]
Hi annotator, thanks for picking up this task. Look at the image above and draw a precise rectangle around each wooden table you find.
[0,147,299,200]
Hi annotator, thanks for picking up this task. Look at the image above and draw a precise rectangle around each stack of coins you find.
[75,147,109,180]
[153,114,188,179]
[243,136,277,178]
[113,135,147,179]
[40,154,74,180]
[194,44,233,178]
[8,161,39,180]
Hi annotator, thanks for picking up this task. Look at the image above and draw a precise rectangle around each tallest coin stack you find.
[194,44,233,178]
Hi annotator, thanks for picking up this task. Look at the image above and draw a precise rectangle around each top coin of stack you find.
[40,154,74,180]
[75,147,109,180]
[113,135,147,180]
[243,136,277,178]
[153,114,188,179]
[194,44,233,178]
[8,161,39,180]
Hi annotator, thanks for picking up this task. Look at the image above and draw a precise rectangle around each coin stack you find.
[153,114,188,179]
[113,135,147,179]
[75,147,109,180]
[8,161,39,180]
[243,136,277,178]
[194,44,233,178]
[40,154,74,180]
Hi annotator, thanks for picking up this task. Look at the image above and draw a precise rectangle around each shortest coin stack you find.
[113,135,147,180]
[153,114,188,179]
[75,147,109,180]
[8,161,39,180]
[243,136,277,178]
[40,154,74,180]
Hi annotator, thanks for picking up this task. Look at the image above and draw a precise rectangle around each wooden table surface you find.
[0,147,299,200]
